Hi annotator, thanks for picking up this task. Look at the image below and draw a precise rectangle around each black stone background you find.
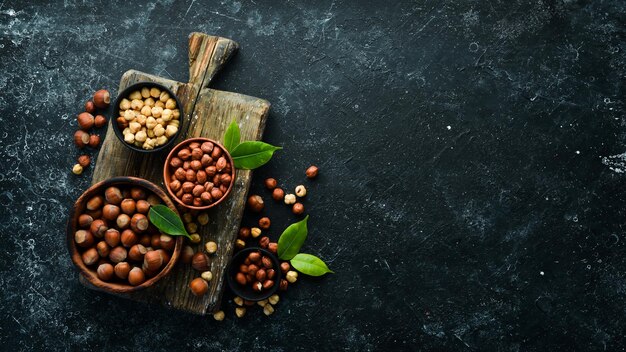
[1,0,625,351]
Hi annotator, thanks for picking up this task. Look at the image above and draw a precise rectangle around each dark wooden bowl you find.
[163,137,236,211]
[226,247,281,301]
[67,176,183,293]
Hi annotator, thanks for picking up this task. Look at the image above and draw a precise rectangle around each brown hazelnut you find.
[196,170,207,184]
[268,242,278,254]
[143,250,163,271]
[259,236,270,249]
[192,252,209,271]
[104,228,121,247]
[239,264,249,273]
[211,146,222,159]
[263,280,275,290]
[201,141,214,153]
[192,185,205,197]
[252,281,263,292]
[114,262,131,279]
[130,213,148,232]
[262,256,273,269]
[258,217,271,229]
[238,227,250,239]
[77,112,95,131]
[280,262,290,273]
[105,186,123,204]
[128,244,147,262]
[157,249,171,265]
[190,160,202,171]
[210,188,223,201]
[94,114,107,128]
[189,277,209,296]
[181,245,194,264]
[292,202,305,215]
[191,148,203,160]
[97,263,114,281]
[248,252,261,262]
[174,167,186,181]
[81,248,99,266]
[205,166,216,177]
[74,230,94,248]
[201,154,212,167]
[85,100,95,113]
[116,117,128,129]
[96,241,110,257]
[78,214,93,228]
[272,188,285,202]
[247,264,259,276]
[116,213,131,229]
[200,192,212,203]
[121,229,138,247]
[170,157,183,168]
[264,178,277,190]
[169,180,181,192]
[102,204,120,221]
[181,194,193,204]
[88,134,100,148]
[86,195,104,211]
[181,181,194,193]
[178,148,191,160]
[130,187,146,200]
[185,169,196,182]
[159,234,175,251]
[219,184,228,193]
[90,219,107,238]
[78,155,91,168]
[247,195,264,212]
[139,234,151,247]
[280,279,288,291]
[150,233,161,248]
[128,267,146,286]
[109,246,128,263]
[255,268,267,282]
[120,199,136,214]
[93,89,110,108]
[183,161,191,170]
[220,173,231,186]
[189,142,201,150]
[135,200,150,214]
[236,272,247,285]
[306,165,319,179]
[74,130,90,148]
[216,157,227,171]
[267,268,276,280]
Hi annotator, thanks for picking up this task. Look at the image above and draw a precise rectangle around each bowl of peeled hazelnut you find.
[163,137,235,210]
[226,247,282,301]
[113,82,183,152]
[67,177,183,293]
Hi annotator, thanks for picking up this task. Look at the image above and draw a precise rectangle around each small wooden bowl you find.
[67,176,183,293]
[163,137,236,211]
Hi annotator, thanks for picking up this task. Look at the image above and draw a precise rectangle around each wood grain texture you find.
[84,33,270,315]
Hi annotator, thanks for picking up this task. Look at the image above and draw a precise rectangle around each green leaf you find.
[230,141,282,170]
[223,120,241,152]
[290,253,334,276]
[277,215,309,260]
[148,204,191,239]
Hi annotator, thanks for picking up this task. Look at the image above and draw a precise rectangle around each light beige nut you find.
[119,98,131,110]
[284,194,297,205]
[295,185,307,197]
[205,241,218,254]
[201,271,213,282]
[233,296,244,306]
[213,310,225,321]
[189,233,201,244]
[257,299,268,307]
[197,212,209,225]
[235,307,246,318]
[251,227,262,238]
[72,164,83,175]
[263,304,275,316]
[268,294,280,305]
[129,90,142,100]
[286,270,298,283]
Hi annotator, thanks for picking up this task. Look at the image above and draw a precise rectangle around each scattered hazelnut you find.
[128,267,146,286]
[268,242,278,254]
[94,115,107,128]
[213,311,225,321]
[205,241,218,254]
[257,299,268,307]
[97,263,114,281]
[235,307,246,318]
[235,239,246,249]
[189,277,209,296]
[264,178,277,190]
[306,165,319,179]
[114,262,131,279]
[263,303,275,316]
[187,222,198,234]
[284,194,296,205]
[88,134,100,148]
[286,270,298,283]
[268,294,280,305]
[280,262,291,274]
[292,203,305,215]
[72,164,83,175]
[189,233,201,244]
[295,185,307,197]
[197,212,209,225]
[181,245,194,264]
[258,217,271,230]
[74,130,90,148]
[251,227,262,238]
[192,252,209,271]
[259,236,270,248]
[182,212,193,223]
[85,100,95,114]
[77,155,91,168]
[247,195,264,212]
[77,112,95,131]
[279,279,288,291]
[201,271,213,282]
[93,89,110,108]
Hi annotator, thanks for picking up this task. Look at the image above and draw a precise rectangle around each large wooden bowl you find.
[67,176,183,293]
[163,137,236,211]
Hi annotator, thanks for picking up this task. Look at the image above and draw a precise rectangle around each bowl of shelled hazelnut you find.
[226,247,282,301]
[67,177,183,293]
[112,82,183,152]
[163,137,235,210]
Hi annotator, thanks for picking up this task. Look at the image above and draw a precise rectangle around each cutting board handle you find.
[187,32,239,89]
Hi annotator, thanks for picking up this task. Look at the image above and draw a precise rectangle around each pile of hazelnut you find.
[167,141,233,207]
[235,250,277,292]
[116,86,180,150]
[73,185,176,286]
[72,89,110,175]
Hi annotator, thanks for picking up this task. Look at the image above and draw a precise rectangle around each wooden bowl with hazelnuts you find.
[163,137,236,210]
[67,176,183,293]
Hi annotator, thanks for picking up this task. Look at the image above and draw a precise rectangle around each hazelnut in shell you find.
[128,267,146,286]
[189,277,209,296]
[93,89,110,108]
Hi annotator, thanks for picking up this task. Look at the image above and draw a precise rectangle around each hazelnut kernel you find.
[205,241,218,254]
[72,164,83,175]
[268,294,280,305]
[235,307,246,318]
[197,212,209,226]
[201,271,213,282]
[250,227,262,238]
[263,304,275,316]
[286,270,298,283]
[189,233,201,244]
[284,194,296,205]
[295,185,307,197]
[213,311,225,321]
[235,239,246,249]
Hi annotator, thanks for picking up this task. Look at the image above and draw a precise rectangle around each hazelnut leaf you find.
[148,204,191,239]
[230,141,282,170]
[224,120,241,152]
[290,253,334,276]
[277,215,309,260]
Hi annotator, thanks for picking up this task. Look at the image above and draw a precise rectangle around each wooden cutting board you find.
[83,32,270,315]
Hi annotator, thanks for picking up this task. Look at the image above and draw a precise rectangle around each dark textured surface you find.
[1,0,625,350]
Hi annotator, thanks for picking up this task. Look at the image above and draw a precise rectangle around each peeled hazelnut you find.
[104,228,121,247]
[197,212,209,226]
[74,230,94,248]
[77,112,95,131]
[86,195,104,211]
[90,219,108,238]
[257,299,268,307]
[181,245,194,264]
[186,222,198,234]
[114,262,131,279]
[143,250,163,271]
[239,227,250,239]
[94,115,107,128]
[263,303,275,316]
[159,234,175,251]
[213,310,225,321]
[72,164,83,175]
[121,229,138,247]
[120,199,136,214]
[81,248,99,266]
[136,200,150,214]
[265,178,277,190]
[284,194,296,205]
[295,185,307,197]
[292,203,305,215]
[190,277,209,296]
[130,213,149,232]
[102,204,120,221]
[78,214,93,228]
[201,271,213,282]
[286,270,298,283]
[128,244,147,262]
[258,217,271,230]
[85,100,95,113]
[116,214,131,229]
[109,246,128,263]
[105,187,123,204]
[93,89,110,108]
[259,236,270,248]
[78,155,91,168]
[306,165,319,179]
[235,307,246,318]
[205,241,218,254]
[192,252,209,271]
[272,188,285,202]
[268,242,278,254]
[96,241,110,257]
[251,227,261,238]
[280,262,290,273]
[189,233,201,244]
[247,195,264,212]
[97,263,114,281]
[128,267,146,286]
